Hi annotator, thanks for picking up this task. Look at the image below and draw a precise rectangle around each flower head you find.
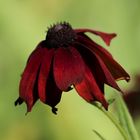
[15,22,130,114]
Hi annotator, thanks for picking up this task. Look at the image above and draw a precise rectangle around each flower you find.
[15,22,130,114]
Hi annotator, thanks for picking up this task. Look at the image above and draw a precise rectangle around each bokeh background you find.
[0,0,140,140]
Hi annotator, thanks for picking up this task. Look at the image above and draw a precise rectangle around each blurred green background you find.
[0,0,140,140]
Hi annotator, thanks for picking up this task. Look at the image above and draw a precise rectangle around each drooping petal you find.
[75,78,94,102]
[75,43,121,93]
[45,70,62,114]
[93,52,122,91]
[76,35,130,82]
[26,41,46,63]
[53,47,85,91]
[19,46,44,112]
[32,70,40,106]
[75,66,108,109]
[76,33,113,58]
[38,48,55,103]
[75,44,104,93]
[75,28,116,46]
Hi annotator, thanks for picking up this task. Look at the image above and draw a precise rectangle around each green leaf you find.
[115,94,140,140]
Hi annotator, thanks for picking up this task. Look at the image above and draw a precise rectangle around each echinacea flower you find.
[15,22,130,114]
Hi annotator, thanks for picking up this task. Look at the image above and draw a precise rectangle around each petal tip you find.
[52,107,58,115]
[116,76,130,82]
[106,33,117,46]
[102,101,109,110]
[126,76,130,82]
[15,97,24,106]
[25,101,34,113]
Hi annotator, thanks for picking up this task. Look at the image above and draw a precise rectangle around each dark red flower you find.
[15,22,130,114]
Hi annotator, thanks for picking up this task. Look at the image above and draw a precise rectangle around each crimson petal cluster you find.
[15,22,130,114]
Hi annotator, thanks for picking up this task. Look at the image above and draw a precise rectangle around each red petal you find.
[77,35,130,82]
[38,48,55,103]
[75,79,94,102]
[75,44,121,92]
[53,47,85,91]
[75,28,116,46]
[77,33,113,58]
[75,66,108,109]
[75,45,104,94]
[19,47,44,112]
[45,70,62,114]
[93,52,121,91]
[26,41,46,63]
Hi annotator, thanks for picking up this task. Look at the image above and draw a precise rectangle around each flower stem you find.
[93,129,106,140]
[95,105,129,140]
[115,95,140,140]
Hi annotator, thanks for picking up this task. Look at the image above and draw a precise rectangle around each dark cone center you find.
[46,22,77,48]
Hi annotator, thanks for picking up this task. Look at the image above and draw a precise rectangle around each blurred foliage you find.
[0,0,140,140]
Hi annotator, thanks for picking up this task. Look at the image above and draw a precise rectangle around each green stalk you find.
[115,95,140,140]
[93,129,106,140]
[93,104,129,140]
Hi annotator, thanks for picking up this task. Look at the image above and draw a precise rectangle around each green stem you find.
[95,106,129,140]
[93,129,106,140]
[116,95,140,140]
